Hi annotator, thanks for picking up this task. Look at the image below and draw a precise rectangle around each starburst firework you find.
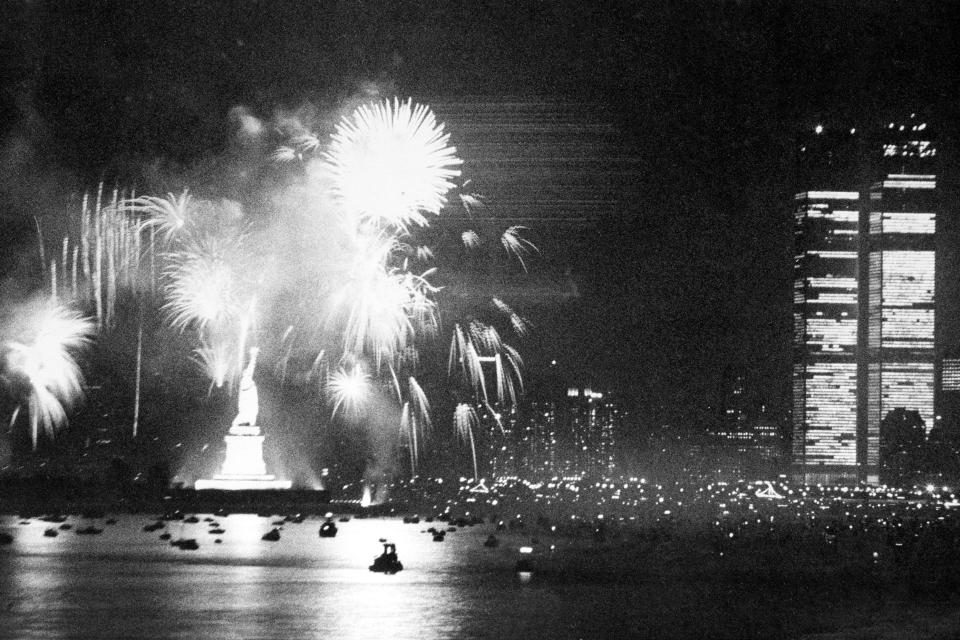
[324,98,462,232]
[1,300,94,448]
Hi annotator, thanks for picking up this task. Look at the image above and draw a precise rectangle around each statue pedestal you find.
[195,424,292,490]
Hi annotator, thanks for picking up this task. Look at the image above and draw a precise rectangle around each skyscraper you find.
[863,115,938,482]
[791,115,940,484]
[792,188,862,482]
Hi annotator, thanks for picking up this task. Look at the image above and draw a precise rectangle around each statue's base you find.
[194,423,291,491]
[195,476,292,491]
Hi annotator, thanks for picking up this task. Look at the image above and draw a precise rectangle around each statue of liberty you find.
[232,347,259,428]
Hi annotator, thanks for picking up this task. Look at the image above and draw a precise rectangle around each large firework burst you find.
[321,98,463,232]
[0,300,94,448]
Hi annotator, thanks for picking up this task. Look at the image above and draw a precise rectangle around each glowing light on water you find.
[1,301,94,448]
[324,98,462,231]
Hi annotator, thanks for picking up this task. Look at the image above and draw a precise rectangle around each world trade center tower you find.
[792,116,939,484]
[862,115,938,483]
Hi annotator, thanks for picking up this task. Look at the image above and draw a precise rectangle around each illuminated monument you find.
[195,348,292,490]
[792,115,939,483]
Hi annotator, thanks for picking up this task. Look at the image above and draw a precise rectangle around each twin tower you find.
[793,114,943,484]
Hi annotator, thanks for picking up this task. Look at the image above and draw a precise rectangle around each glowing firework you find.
[329,234,439,365]
[453,403,479,480]
[324,98,462,231]
[326,362,371,419]
[492,298,530,337]
[461,230,481,249]
[501,226,537,272]
[162,234,252,333]
[1,301,94,448]
[125,190,194,243]
[192,339,234,391]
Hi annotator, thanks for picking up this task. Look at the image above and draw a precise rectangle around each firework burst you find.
[161,232,253,333]
[125,190,195,244]
[1,300,94,448]
[324,98,462,232]
[326,361,371,419]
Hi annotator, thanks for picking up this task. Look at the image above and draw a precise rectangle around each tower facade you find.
[792,189,862,482]
[863,116,938,482]
[791,115,940,484]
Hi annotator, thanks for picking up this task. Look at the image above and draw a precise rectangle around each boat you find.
[43,528,58,538]
[319,521,338,538]
[261,528,281,541]
[143,521,165,532]
[0,532,13,545]
[171,538,199,550]
[75,526,104,535]
[369,542,403,574]
[483,535,499,548]
[209,528,225,535]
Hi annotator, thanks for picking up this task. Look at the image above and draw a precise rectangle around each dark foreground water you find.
[0,514,640,640]
[5,514,960,639]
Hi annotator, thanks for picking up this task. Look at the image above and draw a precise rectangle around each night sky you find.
[1,0,959,429]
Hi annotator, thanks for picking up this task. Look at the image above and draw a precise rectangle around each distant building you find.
[486,385,625,481]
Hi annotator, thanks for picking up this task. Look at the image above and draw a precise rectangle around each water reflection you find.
[0,515,588,639]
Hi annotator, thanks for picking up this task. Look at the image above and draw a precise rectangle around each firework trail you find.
[0,300,94,448]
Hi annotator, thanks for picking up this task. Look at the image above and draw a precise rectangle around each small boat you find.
[105,518,118,525]
[143,521,165,532]
[58,523,72,530]
[184,516,200,524]
[75,526,104,535]
[43,528,58,538]
[432,532,446,542]
[483,535,499,548]
[171,538,199,550]
[402,515,420,524]
[0,532,12,545]
[209,528,225,535]
[159,533,172,540]
[369,543,403,574]
[261,528,281,542]
[338,516,351,523]
[319,522,338,538]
